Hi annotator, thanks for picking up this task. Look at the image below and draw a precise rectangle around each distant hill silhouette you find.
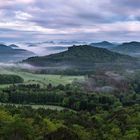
[23,45,139,74]
[111,41,140,57]
[90,41,116,48]
[0,44,35,62]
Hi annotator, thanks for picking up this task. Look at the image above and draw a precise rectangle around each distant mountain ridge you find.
[23,45,139,74]
[0,44,35,62]
[111,41,140,56]
[90,41,116,48]
[9,44,19,49]
[0,44,13,50]
[90,41,140,57]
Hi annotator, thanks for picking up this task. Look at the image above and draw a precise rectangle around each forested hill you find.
[23,45,139,74]
[111,42,140,56]
[90,41,116,48]
[24,45,137,65]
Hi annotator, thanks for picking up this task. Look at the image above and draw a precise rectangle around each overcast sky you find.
[0,0,140,42]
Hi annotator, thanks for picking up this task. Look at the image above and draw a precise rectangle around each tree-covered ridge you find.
[23,45,139,75]
[0,44,34,55]
[111,41,140,54]
[0,44,35,62]
[90,41,116,48]
[24,45,137,66]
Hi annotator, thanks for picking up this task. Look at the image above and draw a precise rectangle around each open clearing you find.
[0,68,84,86]
[0,69,80,111]
[0,103,72,111]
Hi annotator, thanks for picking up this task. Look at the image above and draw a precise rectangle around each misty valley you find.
[0,41,139,140]
[1,0,140,139]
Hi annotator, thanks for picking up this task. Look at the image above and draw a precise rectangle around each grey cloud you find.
[0,0,139,42]
[115,0,140,8]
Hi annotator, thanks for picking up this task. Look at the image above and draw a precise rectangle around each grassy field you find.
[0,68,80,111]
[0,68,84,87]
[0,103,70,111]
[0,67,83,112]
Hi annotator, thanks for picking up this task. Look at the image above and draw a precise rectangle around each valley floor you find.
[0,68,139,140]
[0,68,84,87]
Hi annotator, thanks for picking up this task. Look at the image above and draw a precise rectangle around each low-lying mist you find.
[0,62,37,71]
[15,41,87,56]
[0,62,75,74]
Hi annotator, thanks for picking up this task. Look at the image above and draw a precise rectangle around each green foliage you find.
[0,83,139,112]
[0,105,139,140]
[2,117,34,140]
[0,74,24,84]
[123,128,139,140]
[0,70,139,140]
[44,127,79,140]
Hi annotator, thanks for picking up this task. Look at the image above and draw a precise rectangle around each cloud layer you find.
[0,0,140,42]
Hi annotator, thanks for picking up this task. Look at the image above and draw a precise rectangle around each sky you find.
[0,0,140,42]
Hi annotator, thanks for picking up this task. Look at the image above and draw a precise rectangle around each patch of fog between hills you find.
[15,43,70,56]
[105,71,125,81]
[0,62,74,71]
[0,63,38,71]
[15,40,89,56]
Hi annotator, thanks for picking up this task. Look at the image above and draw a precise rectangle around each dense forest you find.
[0,82,140,111]
[0,98,139,140]
[0,104,139,140]
[0,71,139,140]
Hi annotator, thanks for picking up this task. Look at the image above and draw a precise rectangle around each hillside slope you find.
[23,45,139,74]
[90,41,116,48]
[111,42,140,57]
[0,44,35,62]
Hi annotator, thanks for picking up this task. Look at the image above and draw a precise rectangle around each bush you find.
[0,74,24,84]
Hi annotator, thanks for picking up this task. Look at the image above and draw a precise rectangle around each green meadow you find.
[0,68,84,87]
[0,103,67,111]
